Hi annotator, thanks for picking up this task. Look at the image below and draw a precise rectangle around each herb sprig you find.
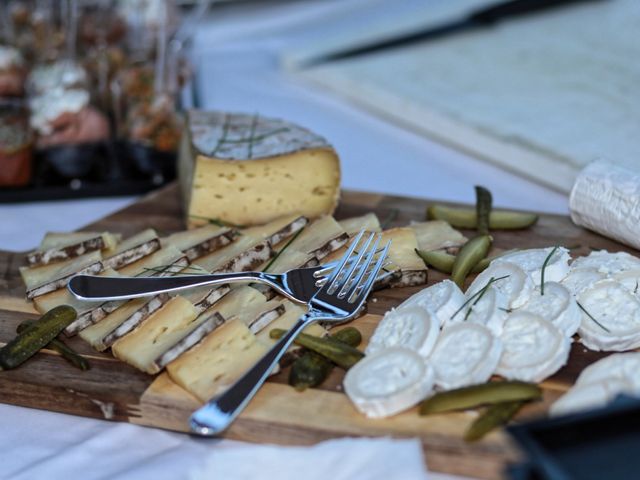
[450,275,509,321]
[261,227,305,273]
[576,301,611,333]
[540,246,559,295]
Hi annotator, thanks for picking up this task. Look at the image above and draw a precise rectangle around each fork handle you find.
[67,271,277,301]
[190,312,317,436]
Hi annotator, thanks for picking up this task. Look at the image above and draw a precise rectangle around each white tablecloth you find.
[0,1,568,478]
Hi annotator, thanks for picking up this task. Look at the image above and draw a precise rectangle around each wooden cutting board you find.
[0,183,635,479]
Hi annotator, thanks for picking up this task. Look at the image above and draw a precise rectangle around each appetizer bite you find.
[125,94,181,153]
[27,61,89,97]
[0,45,27,97]
[0,103,32,186]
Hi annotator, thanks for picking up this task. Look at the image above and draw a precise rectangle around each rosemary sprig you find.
[450,275,510,320]
[188,214,246,229]
[540,246,559,295]
[576,301,611,333]
[261,226,306,273]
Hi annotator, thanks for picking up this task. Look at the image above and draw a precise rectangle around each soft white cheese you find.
[494,247,571,286]
[571,250,640,276]
[550,378,635,417]
[576,352,640,391]
[518,282,581,337]
[561,268,606,296]
[467,261,533,309]
[398,279,465,327]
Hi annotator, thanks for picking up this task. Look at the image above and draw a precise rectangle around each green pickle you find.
[464,400,525,442]
[416,249,490,274]
[427,205,538,230]
[0,305,77,370]
[420,381,541,415]
[474,186,493,236]
[16,320,90,371]
[451,235,492,288]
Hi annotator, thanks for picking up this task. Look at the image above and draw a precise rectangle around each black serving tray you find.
[507,395,640,480]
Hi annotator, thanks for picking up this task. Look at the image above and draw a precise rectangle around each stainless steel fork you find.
[189,231,390,435]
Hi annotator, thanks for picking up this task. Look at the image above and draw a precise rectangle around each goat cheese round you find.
[576,352,640,391]
[398,279,465,327]
[494,247,571,285]
[561,268,606,296]
[550,377,634,417]
[366,306,440,358]
[496,312,570,383]
[430,323,502,390]
[570,250,640,276]
[467,261,533,309]
[518,282,581,337]
[577,280,640,351]
[611,270,640,296]
[343,347,434,418]
[450,287,508,336]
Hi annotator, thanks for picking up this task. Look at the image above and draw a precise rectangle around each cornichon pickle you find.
[475,186,493,236]
[0,305,77,370]
[451,235,492,288]
[289,327,362,391]
[416,249,490,274]
[464,400,525,442]
[427,205,538,230]
[419,381,541,415]
[270,328,364,369]
[17,320,90,371]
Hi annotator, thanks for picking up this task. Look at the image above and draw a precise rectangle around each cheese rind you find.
[180,110,340,227]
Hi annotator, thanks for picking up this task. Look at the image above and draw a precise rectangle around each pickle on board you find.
[427,205,538,230]
[451,235,492,288]
[416,249,490,274]
[0,305,77,370]
[419,381,541,415]
[16,320,90,371]
[464,400,525,442]
[475,186,493,236]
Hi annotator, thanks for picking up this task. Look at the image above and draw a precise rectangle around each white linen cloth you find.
[0,1,567,479]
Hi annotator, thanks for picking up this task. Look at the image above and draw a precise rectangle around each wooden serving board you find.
[0,184,636,479]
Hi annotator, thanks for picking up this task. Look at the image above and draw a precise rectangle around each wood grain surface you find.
[0,183,635,479]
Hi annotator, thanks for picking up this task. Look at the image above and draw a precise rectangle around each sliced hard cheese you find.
[430,323,502,390]
[366,306,439,357]
[254,299,325,343]
[180,110,340,228]
[27,232,118,267]
[22,250,104,299]
[344,347,434,418]
[103,229,161,270]
[338,213,381,235]
[166,319,270,402]
[162,224,238,261]
[577,280,640,351]
[399,280,465,327]
[496,312,570,382]
[40,231,120,250]
[409,220,467,253]
[376,228,428,289]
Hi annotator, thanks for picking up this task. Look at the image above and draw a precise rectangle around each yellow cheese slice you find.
[254,299,326,343]
[180,110,340,228]
[162,224,237,261]
[409,220,467,252]
[103,229,161,270]
[338,213,381,235]
[40,231,121,250]
[28,232,119,267]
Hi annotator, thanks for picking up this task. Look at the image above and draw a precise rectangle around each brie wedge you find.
[343,347,434,418]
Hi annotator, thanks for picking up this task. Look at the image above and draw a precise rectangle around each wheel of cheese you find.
[577,280,640,351]
[344,347,434,418]
[430,323,502,390]
[366,306,440,358]
[496,311,570,383]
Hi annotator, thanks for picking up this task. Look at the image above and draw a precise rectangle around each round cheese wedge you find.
[343,347,434,418]
[496,312,570,383]
[518,282,581,337]
[571,250,640,276]
[550,378,634,417]
[577,280,640,351]
[430,323,502,390]
[398,279,465,327]
[467,261,533,309]
[450,287,508,336]
[494,247,571,285]
[366,306,440,358]
[576,352,640,391]
[561,268,605,296]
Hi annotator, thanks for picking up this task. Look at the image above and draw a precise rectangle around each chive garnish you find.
[450,275,509,320]
[499,307,513,313]
[576,301,611,333]
[540,246,559,295]
[464,276,497,320]
[634,281,639,295]
[261,226,305,273]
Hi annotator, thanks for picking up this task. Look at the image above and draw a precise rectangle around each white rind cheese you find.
[550,378,635,417]
[343,347,434,418]
[570,250,640,276]
[575,352,640,391]
[577,280,640,351]
[561,268,606,297]
[494,247,571,286]
[467,261,533,309]
[452,287,509,336]
[569,161,640,251]
[496,312,570,382]
[398,280,465,328]
[365,306,439,358]
[430,323,502,390]
[519,282,581,337]
[180,110,340,227]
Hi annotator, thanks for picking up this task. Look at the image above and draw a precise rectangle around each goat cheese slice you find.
[467,261,533,309]
[577,280,640,351]
[493,247,571,285]
[366,306,440,358]
[561,268,606,296]
[496,312,570,383]
[576,352,640,391]
[430,323,502,390]
[570,250,640,276]
[611,270,640,296]
[452,287,509,336]
[344,347,434,418]
[519,282,581,337]
[398,279,465,327]
[550,378,635,417]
